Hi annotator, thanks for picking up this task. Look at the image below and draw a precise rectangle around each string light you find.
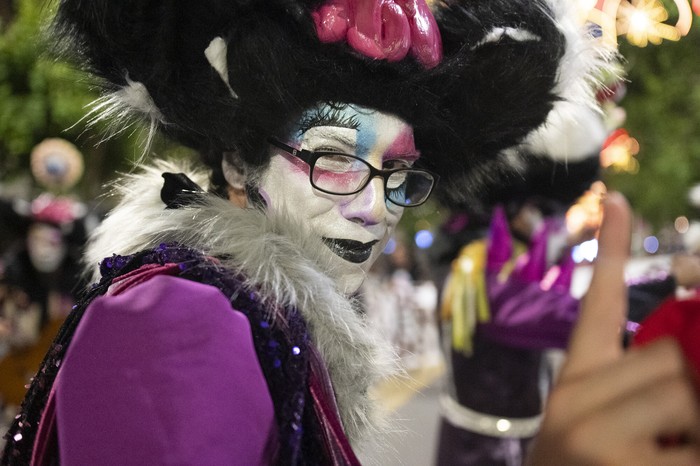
[617,0,681,47]
[577,1,697,181]
[674,0,693,35]
[600,128,640,173]
[581,0,695,47]
[566,181,607,238]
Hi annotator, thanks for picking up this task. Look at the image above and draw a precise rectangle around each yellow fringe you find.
[441,239,526,356]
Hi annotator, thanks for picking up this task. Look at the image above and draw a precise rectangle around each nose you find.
[342,176,388,226]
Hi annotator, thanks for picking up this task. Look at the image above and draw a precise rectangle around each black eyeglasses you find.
[268,139,438,207]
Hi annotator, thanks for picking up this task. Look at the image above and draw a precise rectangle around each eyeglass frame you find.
[267,138,438,207]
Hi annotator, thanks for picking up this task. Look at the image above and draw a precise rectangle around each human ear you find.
[222,151,248,208]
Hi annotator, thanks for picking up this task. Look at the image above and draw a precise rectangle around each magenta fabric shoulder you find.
[481,271,579,350]
[54,274,277,465]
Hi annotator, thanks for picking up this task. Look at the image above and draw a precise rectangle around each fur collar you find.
[85,160,398,446]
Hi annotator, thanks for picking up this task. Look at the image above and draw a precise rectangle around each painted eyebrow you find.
[297,106,361,135]
[310,129,357,149]
[384,152,421,162]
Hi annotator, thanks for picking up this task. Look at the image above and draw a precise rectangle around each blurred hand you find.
[527,192,700,466]
[672,253,700,289]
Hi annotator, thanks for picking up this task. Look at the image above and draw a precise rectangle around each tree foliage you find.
[0,0,193,199]
[0,1,98,181]
[605,10,700,228]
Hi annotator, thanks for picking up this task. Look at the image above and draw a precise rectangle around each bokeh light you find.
[600,128,640,173]
[675,216,690,233]
[582,0,693,47]
[414,230,434,249]
[643,235,660,254]
[572,239,599,263]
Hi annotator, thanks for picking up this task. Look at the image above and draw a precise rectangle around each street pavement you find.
[358,366,444,466]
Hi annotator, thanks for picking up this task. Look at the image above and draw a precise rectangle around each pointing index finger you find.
[562,192,632,380]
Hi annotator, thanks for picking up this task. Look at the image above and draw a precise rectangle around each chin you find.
[328,244,382,295]
[331,258,371,294]
[336,270,366,295]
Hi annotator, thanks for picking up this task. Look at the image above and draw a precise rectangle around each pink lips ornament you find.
[311,0,443,69]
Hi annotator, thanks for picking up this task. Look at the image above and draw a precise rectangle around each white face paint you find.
[27,223,67,274]
[258,104,420,294]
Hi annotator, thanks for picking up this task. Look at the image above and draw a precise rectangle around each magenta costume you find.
[480,210,579,350]
[14,243,362,465]
[437,207,582,466]
[51,275,277,465]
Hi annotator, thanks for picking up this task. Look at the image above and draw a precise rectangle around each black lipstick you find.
[323,238,379,264]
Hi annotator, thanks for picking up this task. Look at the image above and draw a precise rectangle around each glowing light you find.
[566,181,607,237]
[578,0,620,47]
[675,216,690,233]
[579,0,598,13]
[577,0,601,26]
[540,265,561,291]
[596,0,624,46]
[496,419,512,432]
[617,0,682,47]
[457,256,474,273]
[643,235,660,254]
[572,240,597,263]
[674,0,693,36]
[584,0,693,48]
[600,128,640,173]
[414,230,434,249]
[630,9,652,30]
[572,239,599,263]
[567,205,590,236]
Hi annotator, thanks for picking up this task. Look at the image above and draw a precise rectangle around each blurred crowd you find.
[0,139,100,433]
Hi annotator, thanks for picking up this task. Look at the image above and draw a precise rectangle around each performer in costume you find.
[3,1,699,465]
[435,106,695,465]
[435,107,607,465]
[0,139,89,426]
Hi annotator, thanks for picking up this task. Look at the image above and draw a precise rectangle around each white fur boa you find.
[85,160,398,447]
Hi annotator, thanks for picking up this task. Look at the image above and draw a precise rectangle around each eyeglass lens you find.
[311,153,433,206]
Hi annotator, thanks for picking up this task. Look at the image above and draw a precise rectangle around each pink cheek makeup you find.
[385,126,419,160]
[279,150,311,176]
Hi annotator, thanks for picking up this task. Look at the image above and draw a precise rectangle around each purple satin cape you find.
[48,275,277,464]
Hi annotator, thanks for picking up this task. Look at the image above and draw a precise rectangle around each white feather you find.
[72,77,163,158]
[117,78,162,117]
[522,102,607,161]
[204,36,239,99]
[519,0,619,161]
[474,26,540,48]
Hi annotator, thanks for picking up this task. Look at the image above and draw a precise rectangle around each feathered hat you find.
[52,0,612,197]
